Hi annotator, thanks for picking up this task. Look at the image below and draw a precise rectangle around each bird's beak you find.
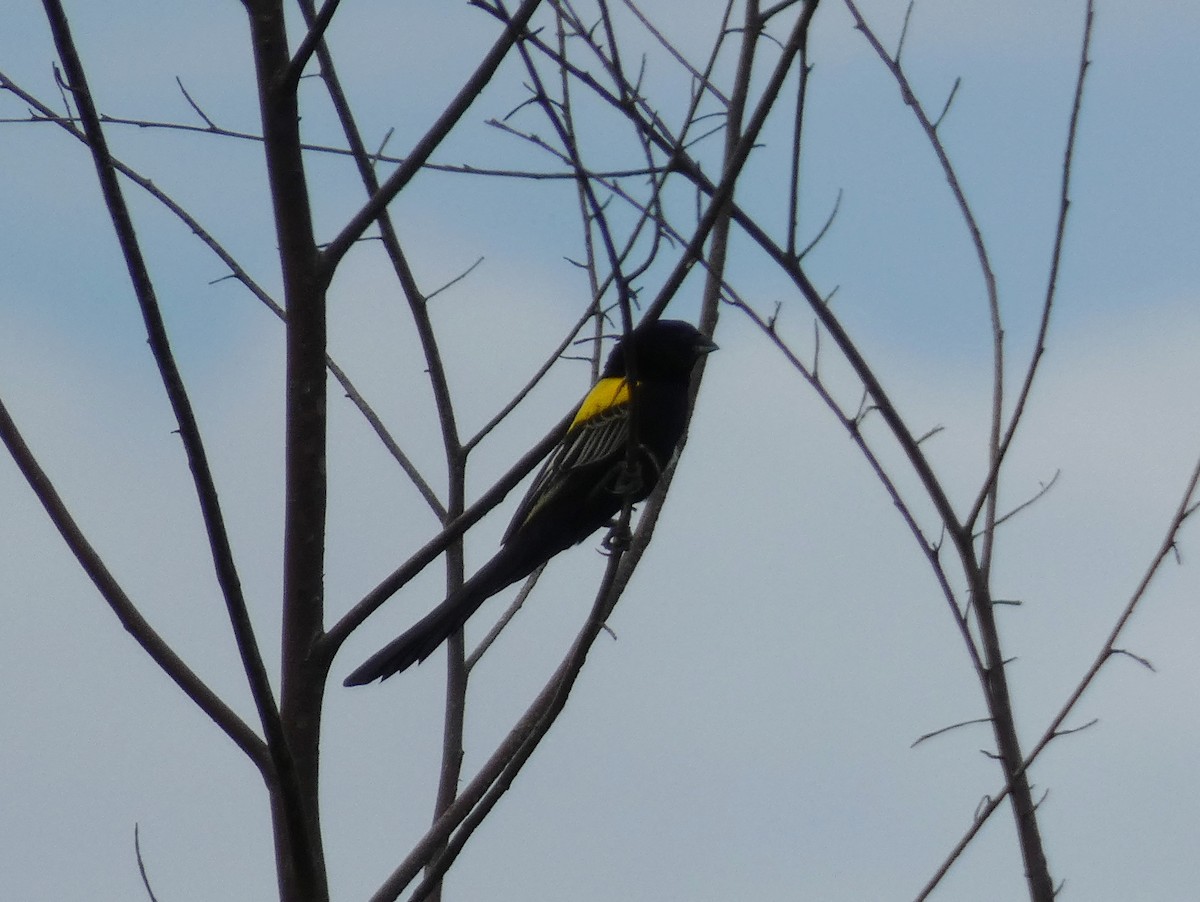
[696,336,719,355]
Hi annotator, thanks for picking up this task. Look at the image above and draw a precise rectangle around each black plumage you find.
[344,319,716,686]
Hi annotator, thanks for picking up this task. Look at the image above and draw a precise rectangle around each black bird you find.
[344,319,717,686]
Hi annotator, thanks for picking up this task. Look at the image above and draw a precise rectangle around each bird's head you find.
[602,319,718,380]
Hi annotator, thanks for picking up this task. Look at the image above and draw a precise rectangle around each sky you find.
[2,1,1199,900]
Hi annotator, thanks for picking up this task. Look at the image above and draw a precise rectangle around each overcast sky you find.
[2,2,1198,900]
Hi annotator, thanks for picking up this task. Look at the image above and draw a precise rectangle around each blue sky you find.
[2,2,1198,900]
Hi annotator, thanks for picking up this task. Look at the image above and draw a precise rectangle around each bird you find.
[343,319,717,686]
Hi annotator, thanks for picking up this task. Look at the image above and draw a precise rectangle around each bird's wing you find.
[500,377,632,544]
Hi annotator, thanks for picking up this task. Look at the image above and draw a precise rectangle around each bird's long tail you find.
[343,545,533,686]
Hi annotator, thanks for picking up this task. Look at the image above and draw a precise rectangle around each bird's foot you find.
[601,521,632,554]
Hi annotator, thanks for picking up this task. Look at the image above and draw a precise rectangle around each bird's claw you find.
[601,521,632,554]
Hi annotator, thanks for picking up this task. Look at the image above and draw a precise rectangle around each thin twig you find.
[174,76,218,129]
[985,469,1061,534]
[618,0,730,105]
[464,566,546,672]
[2,102,675,181]
[796,186,841,262]
[932,76,961,131]
[1051,718,1098,739]
[463,309,599,453]
[895,1,915,64]
[911,717,993,749]
[1110,647,1155,672]
[785,33,811,257]
[967,0,1094,530]
[425,256,486,303]
[133,824,161,902]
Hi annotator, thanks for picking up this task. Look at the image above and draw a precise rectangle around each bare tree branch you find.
[243,0,332,895]
[40,0,282,770]
[0,395,269,771]
[968,0,1094,530]
[0,71,446,520]
[916,450,1200,901]
[282,0,344,92]
[321,0,546,271]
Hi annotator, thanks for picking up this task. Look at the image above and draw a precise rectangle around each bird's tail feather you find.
[343,546,531,686]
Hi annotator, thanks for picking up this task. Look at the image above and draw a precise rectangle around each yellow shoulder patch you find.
[570,377,632,430]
